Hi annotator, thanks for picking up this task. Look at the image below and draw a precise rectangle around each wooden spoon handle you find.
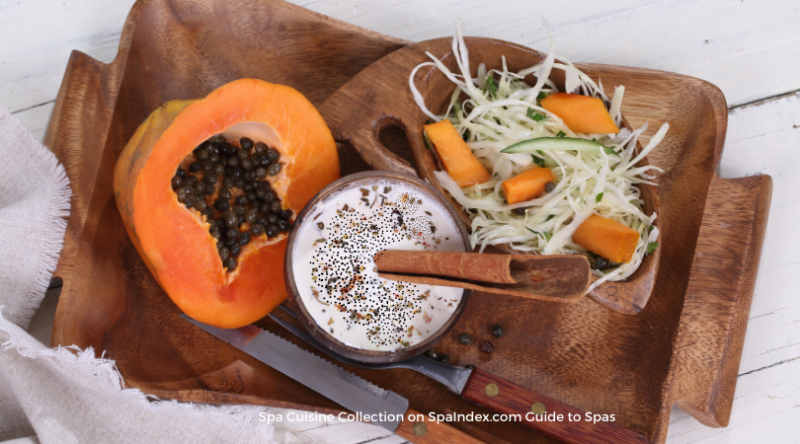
[462,369,651,444]
[396,407,484,444]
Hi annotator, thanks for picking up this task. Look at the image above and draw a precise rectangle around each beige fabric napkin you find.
[0,104,284,444]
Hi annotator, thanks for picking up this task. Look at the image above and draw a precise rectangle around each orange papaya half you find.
[114,79,340,329]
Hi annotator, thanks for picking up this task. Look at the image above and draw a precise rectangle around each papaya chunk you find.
[572,214,639,263]
[114,79,339,329]
[541,93,620,134]
[424,120,491,187]
[502,166,554,204]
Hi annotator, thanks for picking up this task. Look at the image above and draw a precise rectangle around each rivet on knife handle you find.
[462,369,651,444]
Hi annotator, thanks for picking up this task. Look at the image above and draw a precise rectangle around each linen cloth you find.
[0,104,289,444]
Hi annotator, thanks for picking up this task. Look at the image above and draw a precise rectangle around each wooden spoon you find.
[318,36,661,315]
[374,250,592,302]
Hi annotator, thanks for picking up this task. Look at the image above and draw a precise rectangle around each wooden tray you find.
[45,0,772,443]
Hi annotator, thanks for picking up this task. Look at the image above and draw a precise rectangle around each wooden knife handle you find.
[396,407,484,444]
[461,369,651,444]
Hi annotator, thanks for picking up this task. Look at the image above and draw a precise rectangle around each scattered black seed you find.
[193,200,208,211]
[176,167,186,178]
[241,158,253,170]
[196,149,209,160]
[245,209,259,224]
[266,214,279,225]
[270,201,282,213]
[512,207,528,216]
[254,142,268,154]
[240,137,254,151]
[189,162,201,173]
[234,195,248,206]
[238,147,250,160]
[210,229,222,239]
[203,208,214,219]
[213,164,225,175]
[224,257,237,271]
[250,224,265,236]
[492,324,504,338]
[277,219,291,232]
[262,190,276,203]
[593,256,610,270]
[266,224,279,237]
[266,147,280,162]
[247,191,258,201]
[255,168,268,180]
[234,178,246,189]
[280,209,293,220]
[544,181,556,193]
[224,237,237,246]
[184,176,198,187]
[267,162,282,176]
[239,231,251,246]
[202,160,215,173]
[458,333,472,345]
[222,177,235,189]
[229,243,241,257]
[223,211,238,228]
[219,247,230,261]
[203,174,217,185]
[176,188,190,202]
[213,200,230,212]
[209,153,219,163]
[226,229,239,239]
[184,196,195,208]
[479,340,494,354]
[227,156,240,167]
[171,176,182,189]
[232,205,246,216]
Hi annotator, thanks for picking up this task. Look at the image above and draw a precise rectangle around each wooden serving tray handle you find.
[462,369,651,444]
[669,174,773,427]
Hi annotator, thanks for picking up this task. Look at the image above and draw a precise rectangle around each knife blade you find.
[180,314,484,443]
[268,307,652,444]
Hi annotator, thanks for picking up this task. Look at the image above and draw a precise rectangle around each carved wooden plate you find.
[46,0,772,443]
[318,37,661,314]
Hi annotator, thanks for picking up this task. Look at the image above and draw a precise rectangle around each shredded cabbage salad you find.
[409,20,666,290]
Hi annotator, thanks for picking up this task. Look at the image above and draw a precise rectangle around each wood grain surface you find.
[1,1,793,444]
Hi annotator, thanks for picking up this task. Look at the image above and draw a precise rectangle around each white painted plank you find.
[2,0,800,143]
[0,0,136,115]
[667,355,800,443]
[719,93,800,375]
[294,0,800,107]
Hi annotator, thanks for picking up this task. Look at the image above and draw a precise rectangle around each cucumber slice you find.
[501,137,618,156]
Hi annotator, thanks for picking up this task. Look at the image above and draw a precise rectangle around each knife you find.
[180,314,483,444]
[268,307,652,444]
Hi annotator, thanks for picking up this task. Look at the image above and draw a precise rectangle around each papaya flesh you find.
[114,79,340,329]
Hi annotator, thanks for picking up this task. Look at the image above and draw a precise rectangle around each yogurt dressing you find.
[291,179,465,351]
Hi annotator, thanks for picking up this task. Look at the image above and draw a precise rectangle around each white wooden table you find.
[2,1,798,442]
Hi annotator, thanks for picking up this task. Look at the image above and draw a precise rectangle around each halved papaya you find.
[114,79,339,329]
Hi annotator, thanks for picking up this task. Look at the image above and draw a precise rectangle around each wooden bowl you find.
[319,37,661,314]
[284,170,473,363]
